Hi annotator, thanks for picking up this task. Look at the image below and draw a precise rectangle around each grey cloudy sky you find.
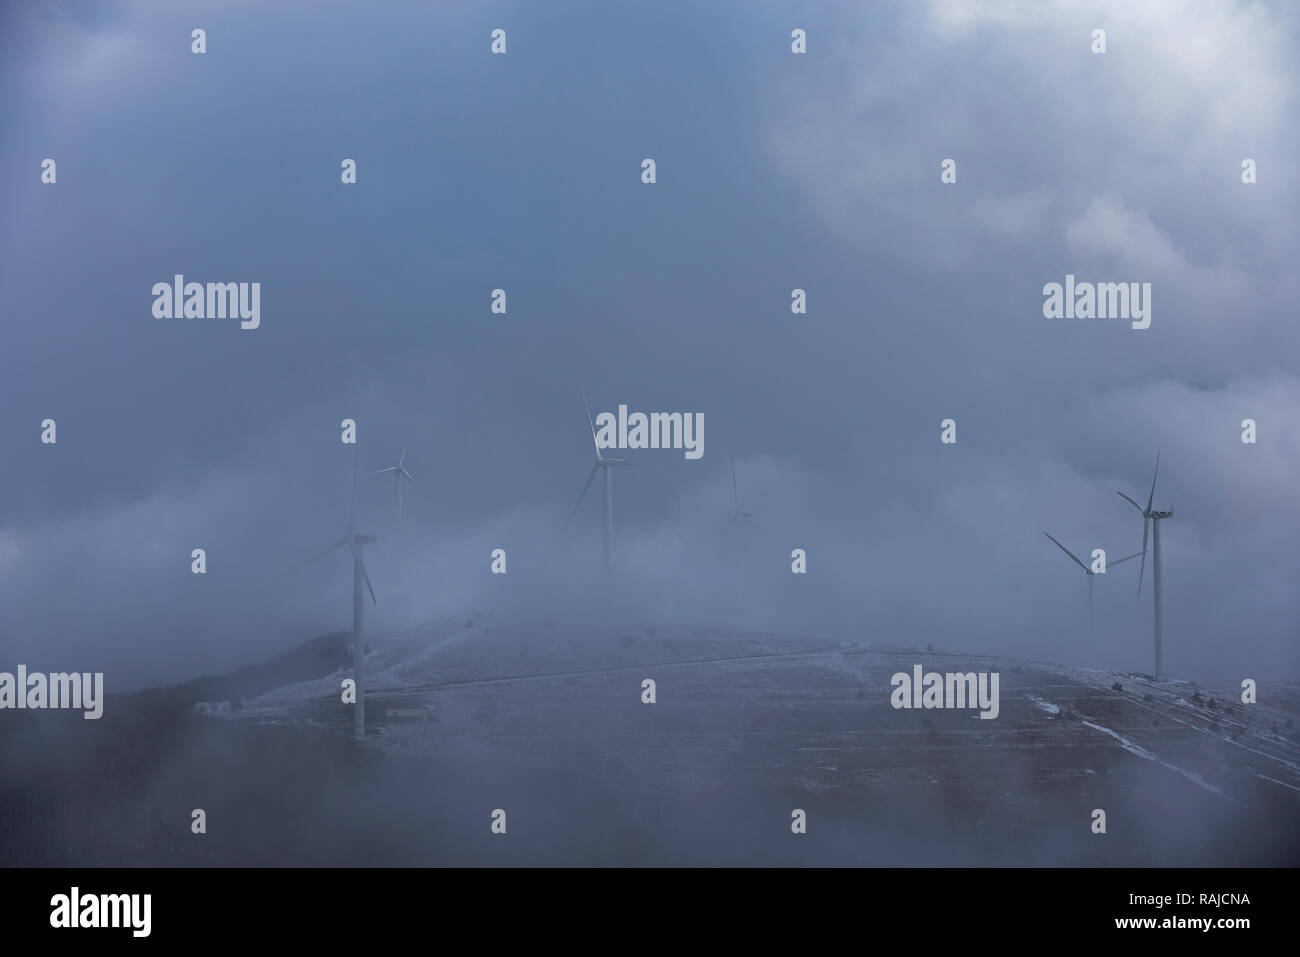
[1,0,1296,689]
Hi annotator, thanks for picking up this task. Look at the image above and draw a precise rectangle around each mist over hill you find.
[3,619,1296,867]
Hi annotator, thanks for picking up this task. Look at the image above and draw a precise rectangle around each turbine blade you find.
[350,446,360,514]
[352,543,377,605]
[1146,449,1160,514]
[1043,532,1089,573]
[399,444,407,468]
[370,467,398,475]
[361,561,377,605]
[731,453,739,510]
[582,392,603,460]
[1118,491,1144,514]
[284,537,348,577]
[567,463,599,524]
[400,468,424,493]
[1137,518,1149,598]
[1109,550,1146,568]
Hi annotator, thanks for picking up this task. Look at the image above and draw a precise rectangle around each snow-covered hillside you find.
[224,619,1300,816]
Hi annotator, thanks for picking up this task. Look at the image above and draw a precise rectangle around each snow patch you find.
[1255,773,1300,794]
[1026,695,1060,715]
[1081,720,1243,805]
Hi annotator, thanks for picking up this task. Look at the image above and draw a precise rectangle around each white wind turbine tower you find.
[1042,532,1144,626]
[288,461,378,738]
[290,516,376,737]
[370,445,423,520]
[567,393,624,570]
[1118,451,1173,679]
[728,453,758,529]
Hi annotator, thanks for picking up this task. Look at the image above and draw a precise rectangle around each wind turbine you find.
[370,445,423,520]
[1042,532,1144,626]
[567,393,624,570]
[1118,451,1173,679]
[728,453,758,529]
[288,460,377,739]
